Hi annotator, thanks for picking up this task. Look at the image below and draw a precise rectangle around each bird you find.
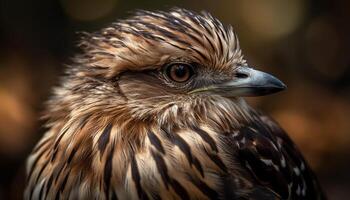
[25,8,325,200]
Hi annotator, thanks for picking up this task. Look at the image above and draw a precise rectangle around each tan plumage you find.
[25,8,325,200]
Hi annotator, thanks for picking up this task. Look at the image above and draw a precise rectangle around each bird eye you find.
[165,63,194,83]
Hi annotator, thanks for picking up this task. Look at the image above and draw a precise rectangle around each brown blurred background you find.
[0,0,349,199]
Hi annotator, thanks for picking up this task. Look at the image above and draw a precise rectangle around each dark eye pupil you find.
[174,65,186,78]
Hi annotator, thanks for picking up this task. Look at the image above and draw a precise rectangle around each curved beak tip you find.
[255,72,287,95]
[271,78,287,91]
[269,83,287,94]
[281,83,287,90]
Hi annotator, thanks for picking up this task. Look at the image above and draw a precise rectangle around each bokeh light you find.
[60,0,118,21]
[238,0,306,41]
[1,0,349,199]
[305,16,346,80]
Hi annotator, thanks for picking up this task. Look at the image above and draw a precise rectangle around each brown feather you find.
[25,8,325,200]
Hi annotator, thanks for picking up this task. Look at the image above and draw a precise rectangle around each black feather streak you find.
[192,126,218,152]
[131,155,149,200]
[59,173,69,193]
[172,133,193,165]
[170,178,190,200]
[190,177,219,200]
[67,146,77,164]
[104,144,114,199]
[45,176,54,199]
[204,149,228,173]
[98,123,113,156]
[148,131,165,154]
[111,191,119,200]
[151,150,170,189]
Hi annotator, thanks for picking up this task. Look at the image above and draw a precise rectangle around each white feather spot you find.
[294,167,300,176]
[301,162,305,171]
[302,184,307,196]
[240,137,246,144]
[281,156,286,168]
[261,158,279,171]
[232,131,239,138]
[288,183,293,198]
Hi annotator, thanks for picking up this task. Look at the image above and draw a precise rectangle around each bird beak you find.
[189,66,287,97]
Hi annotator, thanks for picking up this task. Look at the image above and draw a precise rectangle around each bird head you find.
[53,8,286,128]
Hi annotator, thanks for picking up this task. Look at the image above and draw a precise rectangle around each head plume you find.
[76,8,244,78]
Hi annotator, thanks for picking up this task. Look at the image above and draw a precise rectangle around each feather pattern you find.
[25,8,325,200]
[25,99,324,199]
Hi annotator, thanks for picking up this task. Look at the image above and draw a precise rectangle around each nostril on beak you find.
[234,72,249,79]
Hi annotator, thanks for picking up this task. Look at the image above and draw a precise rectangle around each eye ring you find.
[165,63,195,83]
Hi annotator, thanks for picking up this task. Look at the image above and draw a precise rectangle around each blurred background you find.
[0,0,349,199]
